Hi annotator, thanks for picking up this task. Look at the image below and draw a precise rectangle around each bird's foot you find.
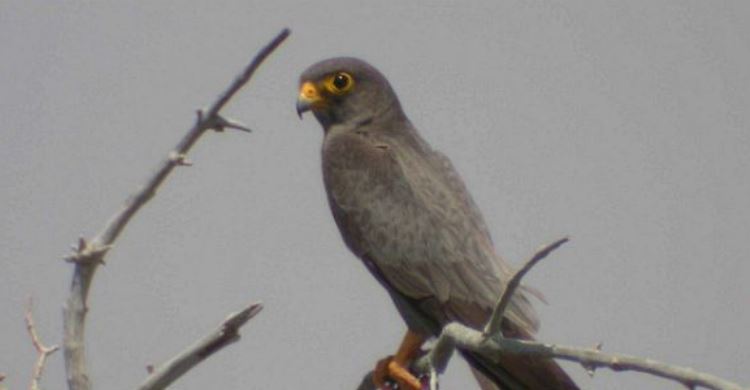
[373,355,422,390]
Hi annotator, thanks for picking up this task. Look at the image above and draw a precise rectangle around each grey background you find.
[2,1,748,389]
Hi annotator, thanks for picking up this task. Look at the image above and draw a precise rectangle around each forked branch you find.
[413,238,746,390]
[61,28,290,390]
[25,298,59,390]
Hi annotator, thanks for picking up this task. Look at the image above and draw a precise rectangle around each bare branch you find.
[409,237,747,390]
[428,323,747,390]
[138,302,263,390]
[483,237,569,337]
[25,298,59,390]
[61,28,290,390]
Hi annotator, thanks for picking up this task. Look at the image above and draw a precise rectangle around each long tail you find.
[462,348,579,390]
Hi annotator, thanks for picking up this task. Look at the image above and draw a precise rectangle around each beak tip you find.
[295,100,309,119]
[297,81,319,120]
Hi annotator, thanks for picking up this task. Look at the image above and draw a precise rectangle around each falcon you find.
[297,57,577,390]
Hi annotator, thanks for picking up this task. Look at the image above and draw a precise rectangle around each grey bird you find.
[297,57,578,390]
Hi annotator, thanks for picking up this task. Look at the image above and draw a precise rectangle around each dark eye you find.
[332,73,351,90]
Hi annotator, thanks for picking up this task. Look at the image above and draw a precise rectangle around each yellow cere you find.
[299,81,320,102]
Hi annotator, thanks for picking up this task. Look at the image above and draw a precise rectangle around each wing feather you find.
[322,125,537,333]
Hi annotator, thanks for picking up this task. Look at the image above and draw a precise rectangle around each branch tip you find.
[484,236,570,336]
[224,302,263,330]
[138,301,264,390]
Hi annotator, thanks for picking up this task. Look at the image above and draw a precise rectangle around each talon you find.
[374,355,394,388]
[372,330,427,390]
[373,355,422,389]
[387,359,422,389]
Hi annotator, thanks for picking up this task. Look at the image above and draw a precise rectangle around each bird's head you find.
[296,57,405,129]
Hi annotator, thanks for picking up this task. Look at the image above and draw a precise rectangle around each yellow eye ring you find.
[325,72,354,94]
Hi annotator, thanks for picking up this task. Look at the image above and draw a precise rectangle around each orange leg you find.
[373,330,426,390]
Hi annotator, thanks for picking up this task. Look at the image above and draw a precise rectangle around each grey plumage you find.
[299,57,578,390]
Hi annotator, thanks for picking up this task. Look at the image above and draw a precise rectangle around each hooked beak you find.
[296,81,323,118]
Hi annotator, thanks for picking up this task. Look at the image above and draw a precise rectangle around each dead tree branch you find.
[25,298,59,390]
[410,238,747,390]
[138,303,263,390]
[61,28,290,390]
[419,323,745,390]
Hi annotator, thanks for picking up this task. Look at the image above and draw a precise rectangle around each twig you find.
[61,28,290,390]
[138,302,263,390]
[25,298,59,390]
[483,237,569,337]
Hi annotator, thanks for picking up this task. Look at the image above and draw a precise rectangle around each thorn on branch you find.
[582,361,597,377]
[64,237,110,265]
[76,237,85,251]
[582,342,604,377]
[195,110,252,133]
[214,115,252,133]
[169,152,193,166]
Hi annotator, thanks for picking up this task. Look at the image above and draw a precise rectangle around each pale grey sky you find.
[1,1,748,389]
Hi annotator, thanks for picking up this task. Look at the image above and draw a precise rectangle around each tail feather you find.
[462,348,579,390]
[469,366,504,390]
